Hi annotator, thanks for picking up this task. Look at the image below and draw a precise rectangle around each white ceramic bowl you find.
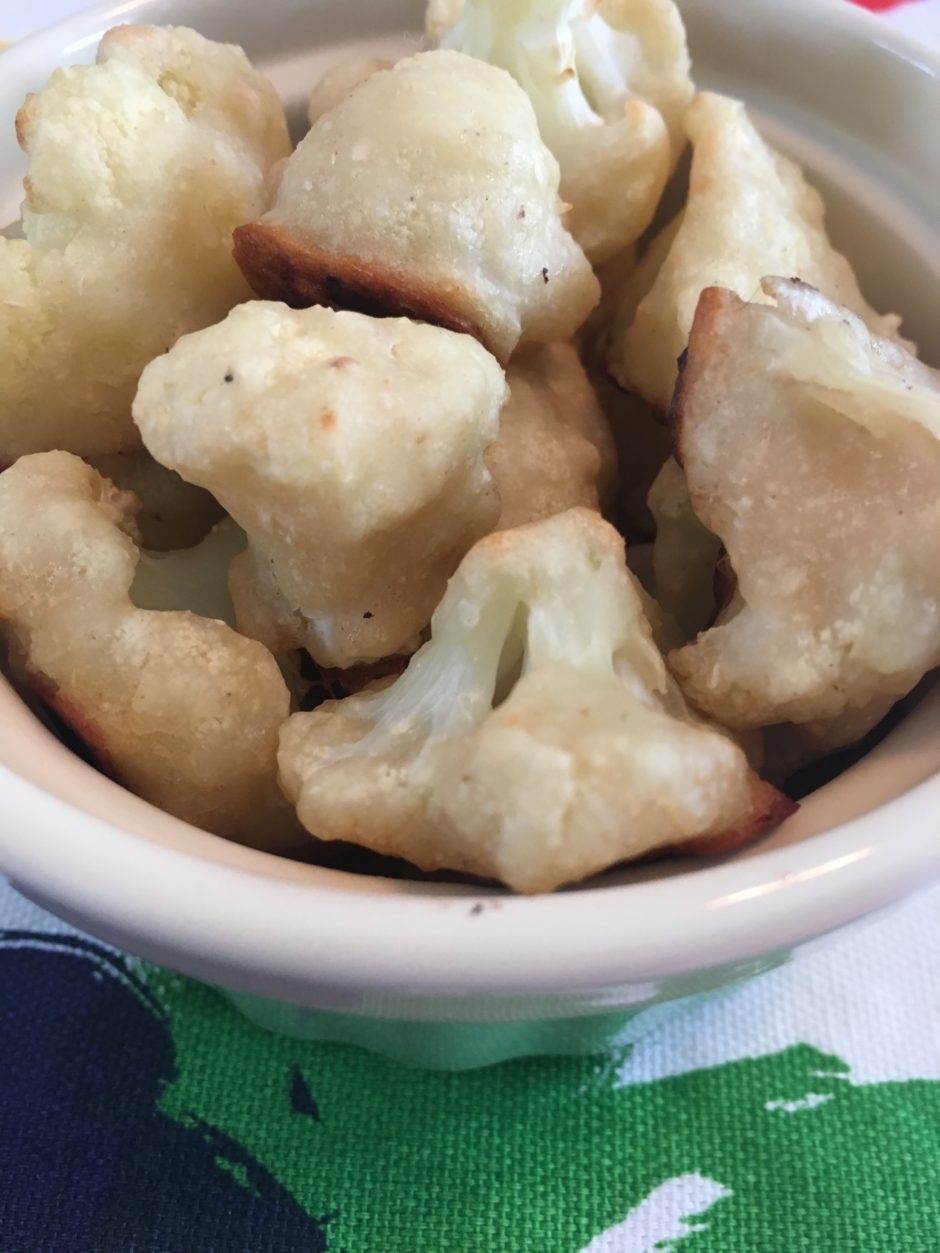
[1,0,939,1070]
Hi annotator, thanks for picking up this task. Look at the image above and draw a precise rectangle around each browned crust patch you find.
[628,777,798,869]
[233,219,494,355]
[669,285,746,467]
[677,780,799,858]
[14,96,35,152]
[25,669,124,785]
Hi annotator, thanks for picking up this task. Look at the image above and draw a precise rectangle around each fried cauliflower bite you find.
[0,453,295,847]
[669,278,940,752]
[133,302,507,670]
[0,25,290,460]
[607,92,906,413]
[488,344,618,531]
[279,509,793,893]
[233,50,600,365]
[429,0,694,264]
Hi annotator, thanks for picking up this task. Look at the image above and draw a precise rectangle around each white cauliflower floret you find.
[279,509,792,893]
[488,343,618,530]
[133,302,507,670]
[428,0,694,263]
[0,25,290,459]
[0,453,296,847]
[608,92,907,413]
[669,278,940,751]
[234,50,600,365]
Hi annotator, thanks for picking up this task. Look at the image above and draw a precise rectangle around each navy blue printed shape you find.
[0,931,329,1252]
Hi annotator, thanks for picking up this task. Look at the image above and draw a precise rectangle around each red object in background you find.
[851,0,913,9]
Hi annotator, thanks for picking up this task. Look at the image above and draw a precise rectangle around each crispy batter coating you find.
[669,278,940,751]
[0,453,295,846]
[430,0,694,263]
[133,302,506,669]
[234,50,600,364]
[608,92,906,412]
[0,25,290,459]
[89,451,224,552]
[488,344,618,531]
[279,509,793,893]
[307,56,393,125]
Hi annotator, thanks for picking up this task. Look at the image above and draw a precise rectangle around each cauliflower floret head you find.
[133,302,507,669]
[233,50,600,365]
[428,0,694,263]
[0,453,295,846]
[0,24,290,459]
[607,92,907,413]
[487,343,618,531]
[279,508,793,893]
[668,278,940,751]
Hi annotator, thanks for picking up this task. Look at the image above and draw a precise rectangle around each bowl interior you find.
[0,0,938,989]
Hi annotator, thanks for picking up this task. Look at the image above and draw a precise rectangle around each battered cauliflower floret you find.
[669,278,940,751]
[307,55,393,125]
[429,0,694,263]
[0,453,295,847]
[233,50,600,365]
[488,344,618,531]
[133,302,507,669]
[279,509,793,893]
[0,24,290,459]
[608,92,906,412]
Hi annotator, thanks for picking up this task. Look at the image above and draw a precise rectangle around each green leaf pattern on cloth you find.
[138,910,940,1253]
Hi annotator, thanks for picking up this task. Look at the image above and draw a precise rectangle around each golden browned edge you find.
[24,668,125,788]
[669,285,745,467]
[233,219,497,355]
[14,95,33,151]
[677,781,800,857]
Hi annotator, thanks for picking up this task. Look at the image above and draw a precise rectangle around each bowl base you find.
[221,988,724,1070]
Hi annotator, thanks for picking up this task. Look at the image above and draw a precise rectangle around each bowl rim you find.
[0,0,939,1014]
[2,700,940,1006]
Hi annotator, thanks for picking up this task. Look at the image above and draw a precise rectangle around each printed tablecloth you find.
[2,3,939,1250]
